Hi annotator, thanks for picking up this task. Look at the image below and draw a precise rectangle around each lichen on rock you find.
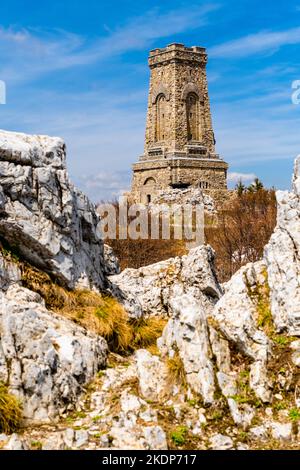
[0,129,106,291]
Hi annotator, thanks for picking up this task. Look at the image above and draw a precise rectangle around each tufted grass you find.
[130,317,167,350]
[2,241,165,354]
[21,262,166,353]
[52,290,133,353]
[244,268,274,337]
[0,383,22,434]
[166,350,187,388]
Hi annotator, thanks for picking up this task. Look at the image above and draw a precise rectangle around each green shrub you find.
[289,408,300,422]
[170,426,188,446]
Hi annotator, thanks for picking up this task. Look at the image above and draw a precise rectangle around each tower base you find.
[130,155,228,204]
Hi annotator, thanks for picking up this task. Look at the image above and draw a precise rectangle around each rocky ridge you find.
[0,253,107,424]
[0,130,106,291]
[0,130,300,450]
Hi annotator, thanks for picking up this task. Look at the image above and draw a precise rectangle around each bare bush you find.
[205,189,277,282]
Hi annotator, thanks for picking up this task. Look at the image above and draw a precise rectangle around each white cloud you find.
[0,3,220,83]
[227,172,256,183]
[210,27,300,58]
[0,28,84,82]
[75,170,131,202]
[0,3,222,201]
[214,101,300,166]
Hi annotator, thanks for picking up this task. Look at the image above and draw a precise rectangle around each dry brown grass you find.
[205,189,276,282]
[21,260,166,353]
[1,239,166,354]
[100,199,187,270]
[62,293,134,353]
[21,262,70,310]
[166,350,187,389]
[19,261,131,351]
[131,317,167,350]
[0,383,22,434]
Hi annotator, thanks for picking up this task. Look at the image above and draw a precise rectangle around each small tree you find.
[248,178,264,193]
[236,180,246,196]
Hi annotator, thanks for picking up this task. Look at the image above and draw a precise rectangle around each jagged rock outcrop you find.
[264,156,300,334]
[151,187,216,213]
[134,349,169,401]
[0,253,107,423]
[108,156,300,431]
[158,295,216,404]
[110,245,222,319]
[110,246,224,404]
[1,126,300,450]
[0,130,105,290]
[212,261,273,403]
[103,244,120,275]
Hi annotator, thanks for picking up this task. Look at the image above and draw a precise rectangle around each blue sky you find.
[0,0,300,201]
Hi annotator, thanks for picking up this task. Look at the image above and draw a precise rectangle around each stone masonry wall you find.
[130,44,228,203]
[144,44,215,154]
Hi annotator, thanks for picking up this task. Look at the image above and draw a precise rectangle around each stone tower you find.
[130,43,228,203]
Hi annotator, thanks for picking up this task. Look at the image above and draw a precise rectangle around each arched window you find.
[156,94,167,142]
[143,177,157,204]
[143,177,156,187]
[186,92,200,141]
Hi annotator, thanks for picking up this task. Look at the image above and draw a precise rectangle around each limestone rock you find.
[290,340,300,350]
[209,327,231,374]
[227,399,255,430]
[63,429,75,448]
[0,433,8,444]
[209,434,234,450]
[212,261,271,360]
[0,254,21,290]
[103,244,120,275]
[0,129,106,290]
[236,443,250,450]
[158,294,216,404]
[73,430,89,449]
[151,187,216,214]
[109,390,167,450]
[110,245,222,319]
[101,363,137,392]
[249,425,269,441]
[217,372,237,398]
[0,256,107,422]
[43,433,65,450]
[270,422,292,442]
[291,351,300,367]
[3,434,27,450]
[212,261,272,402]
[135,349,169,401]
[142,426,168,450]
[264,156,300,334]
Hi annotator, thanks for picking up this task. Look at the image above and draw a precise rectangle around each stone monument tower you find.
[130,43,228,203]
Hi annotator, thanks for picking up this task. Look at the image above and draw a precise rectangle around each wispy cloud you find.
[214,99,300,169]
[0,3,222,200]
[0,28,84,82]
[210,26,300,58]
[0,3,220,83]
[75,170,131,202]
[227,172,256,184]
